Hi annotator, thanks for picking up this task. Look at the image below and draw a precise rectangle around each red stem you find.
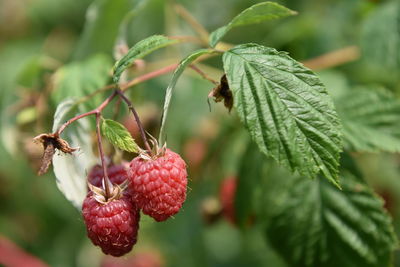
[116,89,152,152]
[57,91,118,135]
[120,63,179,92]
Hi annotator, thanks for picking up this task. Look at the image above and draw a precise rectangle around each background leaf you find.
[209,2,296,47]
[73,0,140,60]
[266,172,398,267]
[159,48,216,144]
[101,118,138,152]
[52,54,112,109]
[361,1,400,70]
[223,44,342,186]
[335,87,400,153]
[52,99,97,209]
[113,35,179,83]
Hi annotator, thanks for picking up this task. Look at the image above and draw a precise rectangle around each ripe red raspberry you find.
[129,148,187,222]
[82,194,140,257]
[219,177,237,224]
[88,163,129,187]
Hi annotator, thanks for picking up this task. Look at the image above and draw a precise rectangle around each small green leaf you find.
[159,48,217,144]
[209,2,296,47]
[223,44,342,186]
[336,87,400,152]
[101,119,138,152]
[113,35,179,83]
[266,173,398,267]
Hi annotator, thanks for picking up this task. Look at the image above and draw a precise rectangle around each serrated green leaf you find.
[209,2,296,47]
[159,48,217,144]
[101,119,138,152]
[52,99,97,209]
[336,87,400,153]
[361,1,400,70]
[266,173,398,267]
[52,54,112,109]
[113,35,179,83]
[223,44,342,186]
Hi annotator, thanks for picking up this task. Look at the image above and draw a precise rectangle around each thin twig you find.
[174,4,210,44]
[190,64,219,85]
[302,46,360,71]
[116,89,152,152]
[121,63,179,92]
[57,91,118,135]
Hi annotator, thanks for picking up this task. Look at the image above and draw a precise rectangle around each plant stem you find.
[121,63,179,92]
[95,112,112,198]
[174,4,210,44]
[190,64,219,85]
[116,89,152,152]
[302,46,360,71]
[57,91,118,135]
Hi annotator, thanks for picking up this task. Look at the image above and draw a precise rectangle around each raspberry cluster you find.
[82,148,188,257]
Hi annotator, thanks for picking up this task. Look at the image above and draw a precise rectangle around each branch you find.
[174,4,210,44]
[116,89,152,152]
[302,46,360,71]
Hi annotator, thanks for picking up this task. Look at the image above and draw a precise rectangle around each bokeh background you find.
[1,0,400,266]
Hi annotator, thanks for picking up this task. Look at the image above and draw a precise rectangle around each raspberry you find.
[88,163,129,187]
[82,194,140,257]
[219,177,237,224]
[129,148,187,222]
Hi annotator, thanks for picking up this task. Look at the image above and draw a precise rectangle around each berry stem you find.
[95,112,112,198]
[116,89,152,152]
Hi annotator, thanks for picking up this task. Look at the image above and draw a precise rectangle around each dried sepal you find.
[33,133,78,175]
[208,74,233,112]
[139,133,166,160]
[87,181,125,204]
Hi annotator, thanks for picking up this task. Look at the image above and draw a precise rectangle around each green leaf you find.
[361,1,400,70]
[223,44,342,186]
[52,99,97,209]
[235,142,264,227]
[101,119,138,152]
[113,35,179,83]
[158,49,217,144]
[336,87,400,153]
[266,173,398,267]
[73,0,139,60]
[209,2,296,47]
[52,54,112,109]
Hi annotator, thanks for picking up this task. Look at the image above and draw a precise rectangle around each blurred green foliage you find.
[1,0,400,266]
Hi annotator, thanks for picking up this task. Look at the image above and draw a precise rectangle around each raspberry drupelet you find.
[82,192,140,257]
[129,148,187,222]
